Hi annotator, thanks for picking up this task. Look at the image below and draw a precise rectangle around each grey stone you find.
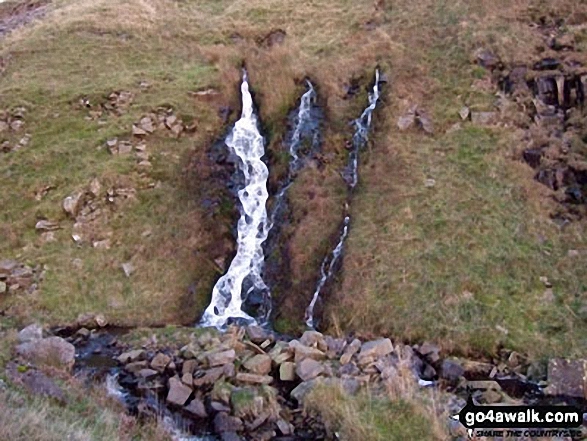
[441,359,465,382]
[471,111,497,126]
[290,379,320,403]
[300,330,325,349]
[166,377,192,406]
[150,352,171,372]
[245,325,268,344]
[138,369,158,379]
[185,398,207,418]
[35,220,60,232]
[62,191,84,218]
[124,360,148,373]
[0,260,18,277]
[182,359,198,375]
[235,373,273,385]
[296,358,324,381]
[193,367,224,387]
[16,337,75,371]
[214,412,243,433]
[18,324,43,343]
[358,338,393,362]
[243,354,271,375]
[208,349,236,367]
[117,349,146,364]
[340,339,361,365]
[291,341,325,362]
[6,364,66,404]
[279,362,296,381]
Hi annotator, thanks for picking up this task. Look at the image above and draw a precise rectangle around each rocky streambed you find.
[6,320,587,440]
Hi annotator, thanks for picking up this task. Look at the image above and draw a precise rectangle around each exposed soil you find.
[495,14,587,223]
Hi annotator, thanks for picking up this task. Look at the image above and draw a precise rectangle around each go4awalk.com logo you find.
[452,397,584,438]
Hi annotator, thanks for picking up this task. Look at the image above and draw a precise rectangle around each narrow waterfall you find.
[305,69,383,328]
[200,70,270,328]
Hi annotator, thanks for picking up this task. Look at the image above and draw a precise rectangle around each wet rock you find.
[534,58,560,71]
[279,362,296,381]
[235,373,273,385]
[214,412,244,433]
[208,349,236,367]
[124,360,148,374]
[243,354,272,375]
[340,338,361,365]
[296,358,324,381]
[138,368,158,379]
[16,337,75,371]
[151,352,171,372]
[185,398,207,418]
[117,349,146,363]
[441,359,465,382]
[18,324,43,343]
[545,359,587,398]
[166,377,192,406]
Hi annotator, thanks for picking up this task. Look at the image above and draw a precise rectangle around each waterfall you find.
[200,70,270,328]
[305,69,383,328]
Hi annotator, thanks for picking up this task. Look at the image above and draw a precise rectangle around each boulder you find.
[545,359,587,398]
[166,377,192,406]
[185,398,207,418]
[290,341,325,362]
[290,379,321,403]
[16,337,75,371]
[296,358,324,381]
[279,362,296,381]
[243,354,272,375]
[358,338,393,363]
[214,412,243,433]
[441,359,465,382]
[417,341,440,362]
[208,349,236,367]
[246,325,269,344]
[193,367,224,387]
[6,364,66,404]
[182,359,198,375]
[0,260,18,277]
[300,331,326,350]
[117,349,146,364]
[18,324,43,343]
[124,360,148,373]
[340,339,361,365]
[150,353,171,372]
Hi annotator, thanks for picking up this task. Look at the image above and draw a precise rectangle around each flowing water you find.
[200,70,270,328]
[305,69,382,328]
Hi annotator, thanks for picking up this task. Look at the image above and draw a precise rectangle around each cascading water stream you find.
[305,69,382,328]
[200,70,270,329]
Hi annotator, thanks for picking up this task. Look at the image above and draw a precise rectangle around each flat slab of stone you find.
[358,338,393,363]
[167,377,192,406]
[207,349,236,367]
[296,358,324,381]
[185,398,207,418]
[280,362,296,381]
[235,373,273,385]
[243,354,271,375]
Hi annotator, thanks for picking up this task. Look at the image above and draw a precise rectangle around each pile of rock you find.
[0,107,31,153]
[131,107,191,139]
[110,326,432,440]
[0,259,43,296]
[82,90,134,120]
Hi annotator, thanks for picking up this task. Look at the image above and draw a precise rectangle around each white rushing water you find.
[305,69,382,328]
[269,81,317,229]
[200,70,270,328]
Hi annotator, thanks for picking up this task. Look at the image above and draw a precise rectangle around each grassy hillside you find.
[0,0,586,362]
